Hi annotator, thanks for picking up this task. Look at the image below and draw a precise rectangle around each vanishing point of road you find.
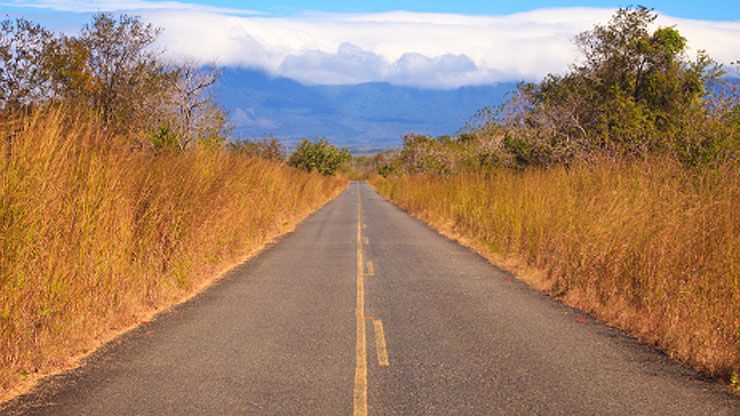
[2,182,738,415]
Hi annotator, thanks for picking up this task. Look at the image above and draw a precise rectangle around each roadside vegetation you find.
[0,14,345,397]
[288,138,352,176]
[371,6,739,383]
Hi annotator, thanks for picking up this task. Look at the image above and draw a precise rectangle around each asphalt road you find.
[2,182,738,415]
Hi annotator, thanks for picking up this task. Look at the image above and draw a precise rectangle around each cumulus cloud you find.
[279,43,386,85]
[389,53,484,88]
[3,3,739,88]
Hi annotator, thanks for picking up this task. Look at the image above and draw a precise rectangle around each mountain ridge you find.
[213,68,517,151]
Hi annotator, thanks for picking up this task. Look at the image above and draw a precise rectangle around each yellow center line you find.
[372,319,390,366]
[354,183,368,416]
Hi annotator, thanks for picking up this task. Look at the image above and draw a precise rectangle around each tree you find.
[170,60,221,150]
[229,136,286,160]
[288,138,350,175]
[0,18,56,107]
[79,13,176,134]
[1,13,228,148]
[493,6,726,165]
[377,6,735,172]
[397,133,456,174]
[44,36,96,105]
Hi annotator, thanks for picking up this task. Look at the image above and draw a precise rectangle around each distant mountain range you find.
[213,68,518,152]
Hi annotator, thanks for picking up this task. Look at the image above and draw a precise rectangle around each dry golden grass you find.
[0,109,346,398]
[372,160,739,382]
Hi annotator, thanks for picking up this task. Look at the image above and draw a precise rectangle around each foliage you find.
[496,6,737,166]
[0,18,57,105]
[148,124,178,150]
[348,150,398,180]
[78,14,170,132]
[228,136,286,160]
[0,14,228,148]
[375,6,737,176]
[288,138,351,175]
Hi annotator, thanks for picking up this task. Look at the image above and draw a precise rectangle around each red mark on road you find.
[504,277,513,281]
[576,318,589,323]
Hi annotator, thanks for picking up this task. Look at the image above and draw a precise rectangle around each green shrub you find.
[288,138,350,175]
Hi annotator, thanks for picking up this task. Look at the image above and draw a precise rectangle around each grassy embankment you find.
[0,110,346,398]
[372,161,738,383]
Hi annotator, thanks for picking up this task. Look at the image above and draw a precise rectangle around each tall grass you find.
[0,109,346,396]
[373,161,739,381]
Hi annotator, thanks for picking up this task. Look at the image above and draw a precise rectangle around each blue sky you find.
[2,1,738,88]
[3,1,740,20]
[191,1,740,21]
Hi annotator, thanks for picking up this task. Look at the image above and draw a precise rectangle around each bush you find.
[288,138,351,175]
[228,136,286,161]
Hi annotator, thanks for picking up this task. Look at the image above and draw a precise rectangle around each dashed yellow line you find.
[366,260,375,277]
[354,184,368,416]
[372,319,390,366]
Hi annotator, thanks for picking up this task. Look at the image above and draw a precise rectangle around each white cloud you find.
[279,43,386,85]
[389,53,483,88]
[143,8,738,88]
[138,8,606,87]
[4,4,739,88]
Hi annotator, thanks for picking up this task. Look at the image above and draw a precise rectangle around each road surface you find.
[2,182,737,415]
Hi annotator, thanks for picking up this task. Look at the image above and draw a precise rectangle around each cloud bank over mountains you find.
[4,1,740,88]
[144,8,608,87]
[139,9,740,88]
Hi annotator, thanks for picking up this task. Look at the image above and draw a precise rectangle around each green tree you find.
[495,6,726,165]
[288,138,350,175]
